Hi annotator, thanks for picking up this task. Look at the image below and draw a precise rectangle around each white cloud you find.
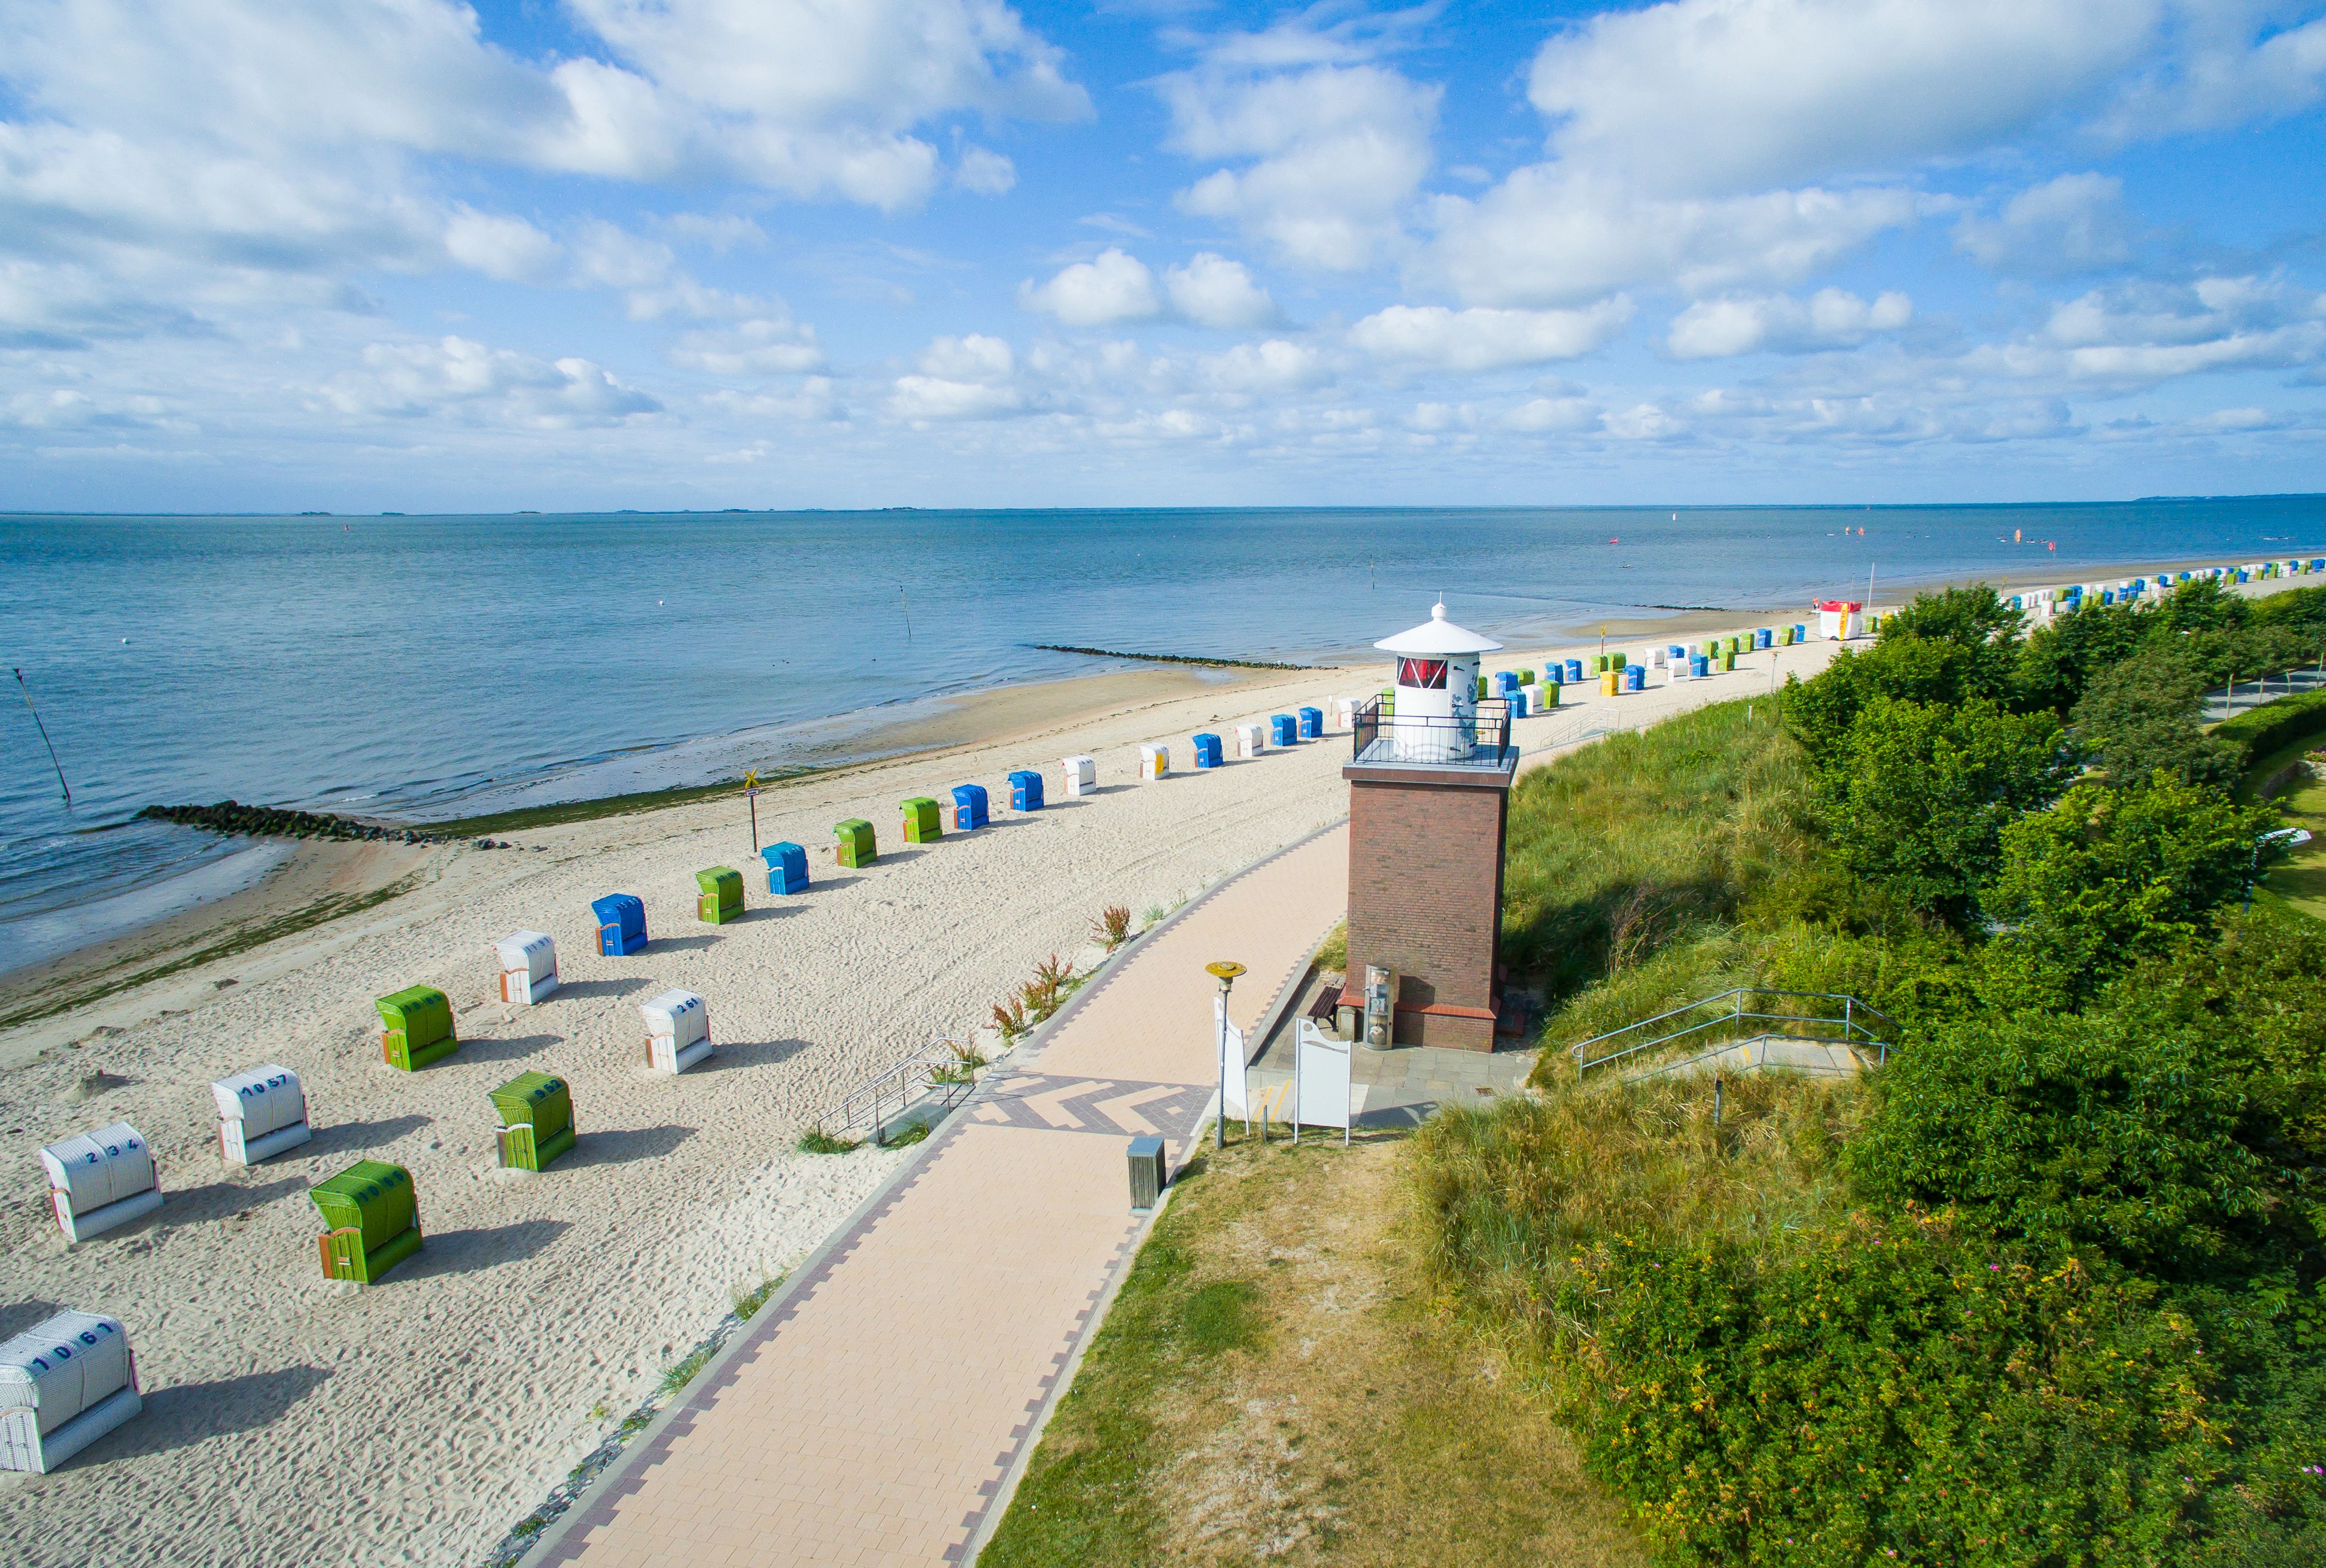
[1527,0,2160,197]
[890,332,1024,419]
[918,333,1016,382]
[1987,273,2326,387]
[1200,338,1328,392]
[2098,7,2326,136]
[666,317,825,376]
[443,209,563,284]
[1500,395,1601,433]
[1163,60,1438,269]
[1665,288,1912,358]
[326,335,662,427]
[1426,172,1918,308]
[1954,173,2133,276]
[1020,248,1162,326]
[1163,252,1279,329]
[1348,300,1635,370]
[956,145,1017,196]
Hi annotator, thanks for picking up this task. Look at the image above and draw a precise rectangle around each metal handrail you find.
[1350,695,1513,767]
[1571,987,1894,1078]
[816,1037,980,1140]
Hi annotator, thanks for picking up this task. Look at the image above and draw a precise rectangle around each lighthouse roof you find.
[1374,601,1502,656]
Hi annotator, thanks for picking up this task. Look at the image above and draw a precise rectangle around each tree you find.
[1824,696,2075,924]
[2069,646,2243,788]
[1786,637,1990,772]
[1980,777,2276,1003]
[2013,598,2150,716]
[1875,582,2023,699]
[2154,575,2250,634]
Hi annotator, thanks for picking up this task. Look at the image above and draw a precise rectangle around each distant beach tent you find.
[762,841,809,895]
[40,1124,161,1244]
[312,1160,422,1284]
[1062,755,1097,798]
[592,893,648,957]
[1008,769,1045,811]
[695,866,743,924]
[1139,743,1170,780]
[212,1064,311,1166]
[1817,600,1863,640]
[1191,733,1224,769]
[950,784,989,831]
[1299,706,1323,739]
[376,985,456,1071]
[834,818,877,867]
[901,796,943,844]
[494,930,558,1005]
[491,1071,575,1172]
[641,988,713,1074]
[1269,714,1297,747]
[1235,723,1264,759]
[0,1311,140,1475]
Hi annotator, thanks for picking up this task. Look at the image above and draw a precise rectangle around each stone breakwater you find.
[136,800,522,850]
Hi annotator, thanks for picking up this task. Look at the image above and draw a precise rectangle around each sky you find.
[4,0,2326,513]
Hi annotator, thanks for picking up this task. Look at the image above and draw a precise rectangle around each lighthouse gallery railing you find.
[1349,695,1512,768]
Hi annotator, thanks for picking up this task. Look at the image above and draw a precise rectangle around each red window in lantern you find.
[1397,658,1448,689]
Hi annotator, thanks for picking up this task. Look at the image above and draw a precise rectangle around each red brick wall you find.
[1343,776,1507,1050]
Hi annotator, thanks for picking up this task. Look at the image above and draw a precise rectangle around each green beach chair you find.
[491,1072,575,1173]
[695,866,743,925]
[376,986,455,1071]
[900,796,942,844]
[312,1161,422,1284]
[834,818,877,868]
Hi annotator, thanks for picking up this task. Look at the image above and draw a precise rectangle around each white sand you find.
[0,620,1836,1567]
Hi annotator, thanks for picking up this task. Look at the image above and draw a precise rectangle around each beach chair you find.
[212,1064,311,1166]
[491,1072,576,1172]
[641,989,713,1074]
[40,1124,161,1243]
[1139,744,1169,780]
[950,784,988,830]
[1062,756,1097,798]
[695,867,743,924]
[311,1161,422,1285]
[592,894,647,956]
[1269,714,1297,747]
[762,842,809,895]
[0,1312,140,1474]
[377,986,455,1071]
[1191,733,1223,769]
[834,819,877,868]
[901,797,942,844]
[1299,706,1322,738]
[495,930,558,1004]
[1235,723,1264,759]
[1008,769,1044,811]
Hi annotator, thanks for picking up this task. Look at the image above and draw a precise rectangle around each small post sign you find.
[744,770,761,853]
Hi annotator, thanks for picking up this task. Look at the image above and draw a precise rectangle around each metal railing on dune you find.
[1349,695,1513,767]
[1569,988,1893,1079]
[816,1037,981,1141]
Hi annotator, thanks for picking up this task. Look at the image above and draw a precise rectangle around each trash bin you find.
[762,842,809,895]
[834,818,877,867]
[1127,1136,1166,1211]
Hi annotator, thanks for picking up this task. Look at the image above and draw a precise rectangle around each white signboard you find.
[1216,996,1251,1130]
[1293,1019,1352,1146]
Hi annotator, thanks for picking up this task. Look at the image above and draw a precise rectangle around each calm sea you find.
[4,500,2322,972]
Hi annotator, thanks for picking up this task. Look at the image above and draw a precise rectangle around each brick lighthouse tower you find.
[1339,602,1518,1052]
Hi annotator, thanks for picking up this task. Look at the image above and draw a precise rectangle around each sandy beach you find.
[0,556,2299,1568]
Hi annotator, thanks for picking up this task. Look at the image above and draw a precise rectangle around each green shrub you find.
[2216,689,2326,766]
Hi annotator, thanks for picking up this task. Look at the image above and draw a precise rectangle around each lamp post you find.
[1206,961,1246,1149]
[744,770,761,853]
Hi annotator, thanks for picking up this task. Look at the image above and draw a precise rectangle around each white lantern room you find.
[1372,602,1502,763]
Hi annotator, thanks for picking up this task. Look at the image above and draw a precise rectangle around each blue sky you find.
[4,0,2326,511]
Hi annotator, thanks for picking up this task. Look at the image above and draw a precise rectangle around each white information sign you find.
[1293,1019,1353,1146]
[1216,996,1251,1130]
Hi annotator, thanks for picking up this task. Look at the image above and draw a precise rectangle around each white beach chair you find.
[0,1311,140,1473]
[640,989,713,1075]
[39,1124,162,1243]
[212,1064,312,1165]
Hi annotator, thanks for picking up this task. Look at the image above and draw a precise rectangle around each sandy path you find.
[0,616,1832,1568]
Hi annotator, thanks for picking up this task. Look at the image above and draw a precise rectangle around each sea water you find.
[4,500,2322,972]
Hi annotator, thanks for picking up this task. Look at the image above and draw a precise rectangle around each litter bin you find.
[1127,1136,1166,1211]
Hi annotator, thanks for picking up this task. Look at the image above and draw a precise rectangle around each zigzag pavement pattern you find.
[531,820,1350,1568]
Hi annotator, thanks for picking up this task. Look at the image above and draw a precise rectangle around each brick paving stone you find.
[543,825,1348,1568]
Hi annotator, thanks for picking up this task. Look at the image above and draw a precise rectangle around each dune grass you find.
[979,1131,1650,1568]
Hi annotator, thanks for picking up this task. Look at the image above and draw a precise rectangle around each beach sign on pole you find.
[1291,1019,1353,1147]
[1206,961,1245,1149]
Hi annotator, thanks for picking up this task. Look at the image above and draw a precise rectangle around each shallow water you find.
[4,500,2321,966]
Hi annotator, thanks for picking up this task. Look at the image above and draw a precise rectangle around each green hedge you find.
[2213,688,2326,763]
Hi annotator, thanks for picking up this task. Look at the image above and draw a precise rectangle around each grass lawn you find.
[2262,766,2326,920]
[979,1128,1648,1568]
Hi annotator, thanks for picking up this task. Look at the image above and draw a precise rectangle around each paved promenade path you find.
[538,823,1350,1568]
